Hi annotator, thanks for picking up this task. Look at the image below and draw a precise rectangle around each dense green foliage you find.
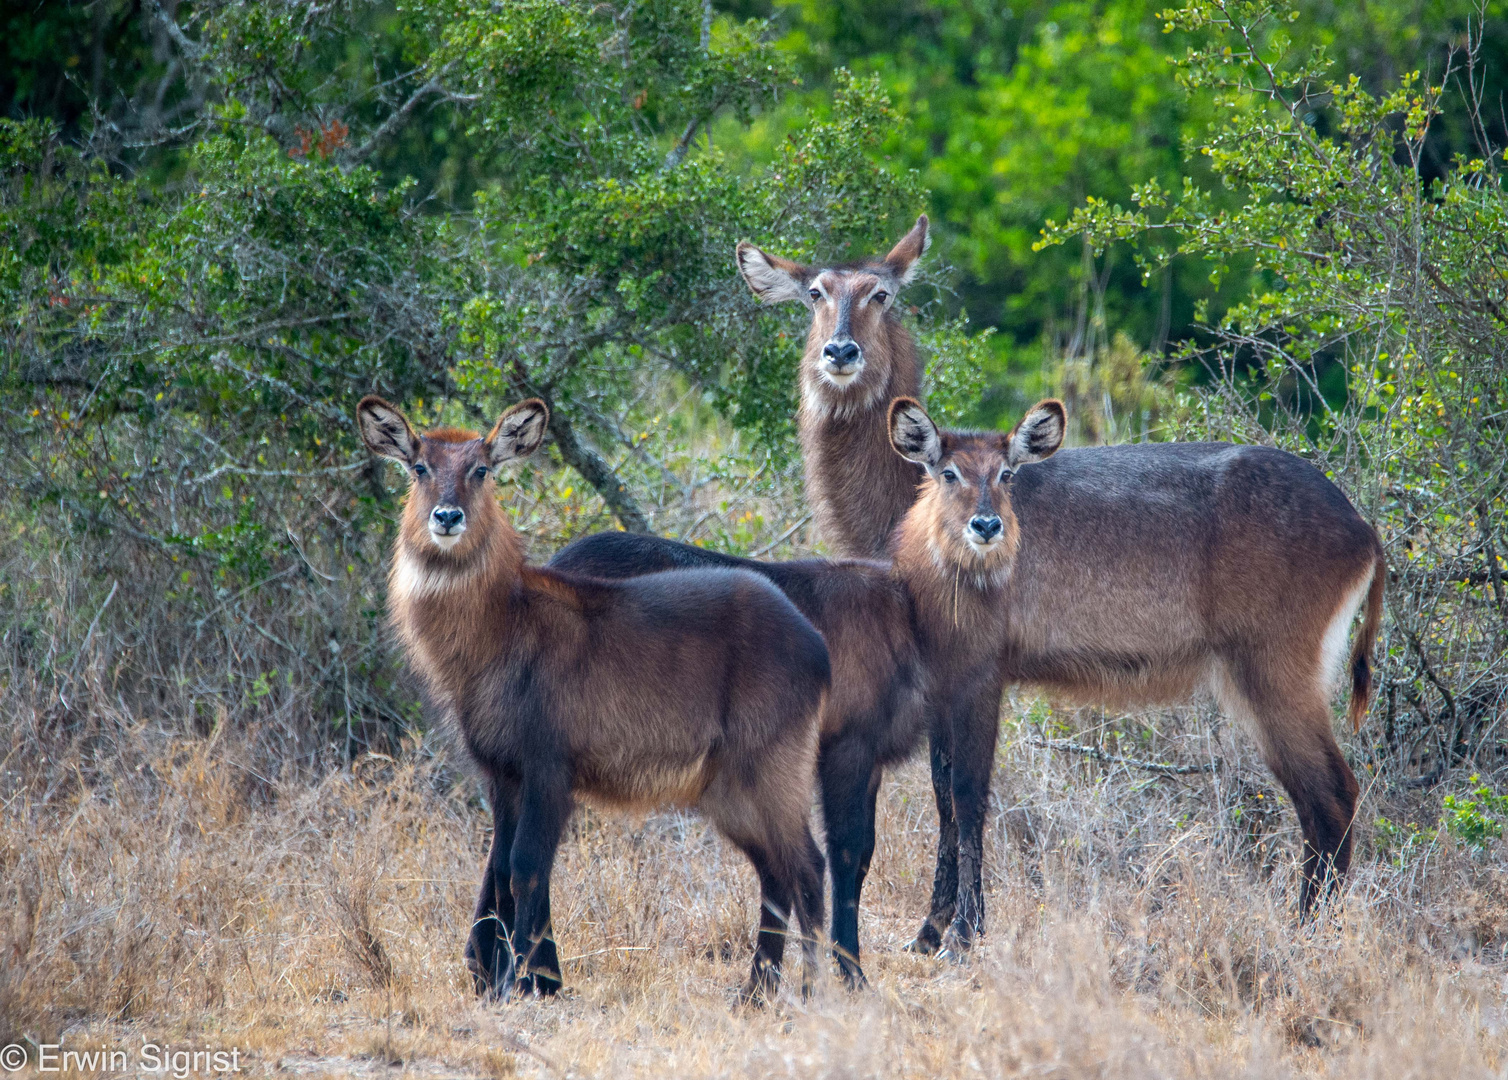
[2,0,1503,778]
[716,0,1507,421]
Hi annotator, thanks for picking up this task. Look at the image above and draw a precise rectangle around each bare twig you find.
[1032,737,1220,776]
[748,514,812,558]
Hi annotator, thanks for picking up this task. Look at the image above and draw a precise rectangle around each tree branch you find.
[543,402,650,533]
[662,116,702,171]
[346,64,456,166]
[1031,738,1219,776]
[502,356,650,533]
[148,0,206,60]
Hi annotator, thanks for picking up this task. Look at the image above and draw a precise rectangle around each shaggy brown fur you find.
[357,396,830,1004]
[887,397,1385,953]
[735,216,929,559]
[887,398,1065,955]
[548,533,929,986]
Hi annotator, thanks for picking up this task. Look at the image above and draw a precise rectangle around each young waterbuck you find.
[735,215,929,559]
[886,397,1384,953]
[549,533,928,986]
[357,395,830,1003]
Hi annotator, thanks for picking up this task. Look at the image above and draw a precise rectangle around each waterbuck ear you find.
[888,397,943,468]
[735,241,809,304]
[882,214,930,286]
[1006,399,1066,467]
[357,396,421,465]
[485,398,550,466]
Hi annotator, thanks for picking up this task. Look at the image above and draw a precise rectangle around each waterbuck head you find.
[889,397,1066,581]
[735,216,929,414]
[357,396,549,563]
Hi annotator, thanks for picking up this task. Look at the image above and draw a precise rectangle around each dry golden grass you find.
[5,695,1508,1079]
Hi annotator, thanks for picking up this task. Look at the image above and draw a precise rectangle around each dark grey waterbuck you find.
[737,222,1385,952]
[550,533,928,986]
[357,396,830,1003]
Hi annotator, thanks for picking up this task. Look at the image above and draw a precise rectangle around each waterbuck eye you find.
[808,287,821,301]
[412,463,428,477]
[873,290,889,305]
[473,466,488,480]
[941,468,959,484]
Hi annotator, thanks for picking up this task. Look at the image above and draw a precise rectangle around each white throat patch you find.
[803,370,885,423]
[391,549,475,602]
[928,536,1012,592]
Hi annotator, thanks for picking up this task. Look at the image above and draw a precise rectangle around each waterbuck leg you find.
[796,830,826,999]
[530,880,563,991]
[504,776,573,999]
[1228,658,1361,920]
[1267,723,1360,919]
[940,679,1004,959]
[819,737,881,986]
[465,774,520,997]
[854,765,882,933]
[907,713,958,954]
[739,848,795,1005]
[730,827,825,1006]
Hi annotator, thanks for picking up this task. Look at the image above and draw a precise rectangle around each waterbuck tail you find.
[1348,553,1386,733]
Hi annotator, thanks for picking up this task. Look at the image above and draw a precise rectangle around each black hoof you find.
[736,982,769,1008]
[905,918,946,955]
[937,918,976,963]
[738,959,779,1007]
[502,969,563,1000]
[835,958,869,990]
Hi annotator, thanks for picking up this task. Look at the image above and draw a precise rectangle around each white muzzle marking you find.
[965,535,1001,556]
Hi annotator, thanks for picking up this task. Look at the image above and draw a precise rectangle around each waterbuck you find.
[886,397,1384,953]
[357,395,830,1003]
[549,533,928,986]
[735,215,929,560]
[885,397,1065,954]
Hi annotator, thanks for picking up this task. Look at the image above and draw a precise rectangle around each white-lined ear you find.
[888,397,943,468]
[485,398,549,466]
[735,241,809,304]
[883,214,930,286]
[357,396,421,465]
[1006,399,1066,467]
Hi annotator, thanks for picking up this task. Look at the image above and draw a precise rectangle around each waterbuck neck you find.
[387,506,527,688]
[799,317,923,560]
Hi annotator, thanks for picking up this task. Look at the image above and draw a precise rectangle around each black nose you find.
[822,341,861,368]
[969,515,1002,541]
[432,507,464,531]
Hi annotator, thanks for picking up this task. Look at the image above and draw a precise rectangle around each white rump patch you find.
[1319,569,1374,695]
